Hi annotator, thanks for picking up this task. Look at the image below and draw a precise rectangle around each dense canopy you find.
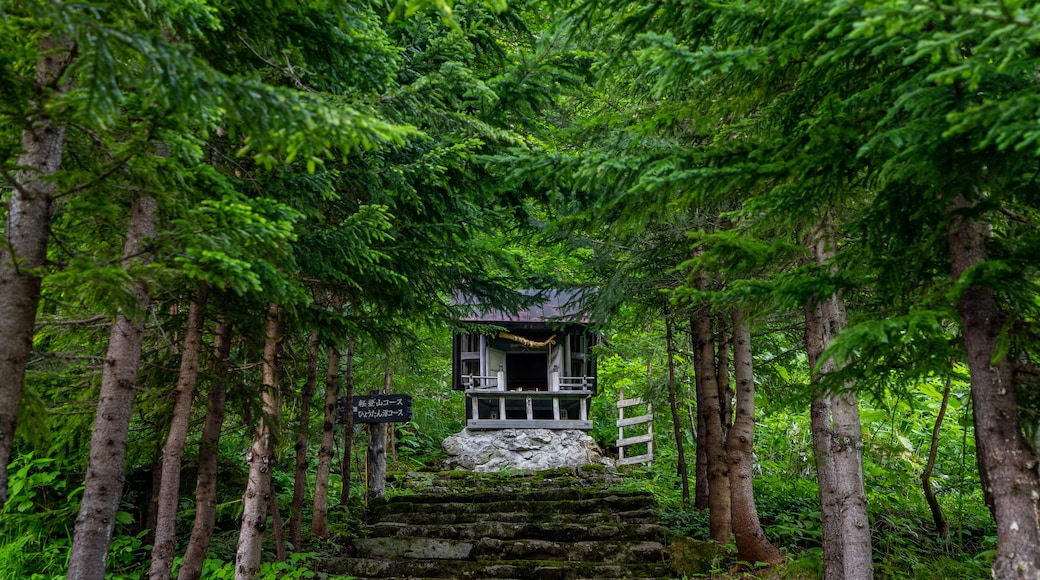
[2,1,1039,579]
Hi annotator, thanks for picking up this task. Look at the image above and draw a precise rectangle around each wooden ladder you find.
[616,386,653,466]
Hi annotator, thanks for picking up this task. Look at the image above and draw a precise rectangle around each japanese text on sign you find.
[347,394,412,423]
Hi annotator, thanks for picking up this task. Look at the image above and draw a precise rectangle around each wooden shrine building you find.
[452,290,599,430]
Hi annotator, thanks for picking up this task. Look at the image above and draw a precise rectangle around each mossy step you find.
[369,496,657,519]
[366,520,671,543]
[380,488,653,505]
[352,536,667,564]
[388,468,623,492]
[369,507,660,526]
[321,556,676,579]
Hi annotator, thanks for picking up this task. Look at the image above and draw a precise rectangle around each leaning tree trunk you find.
[338,337,356,508]
[177,319,232,580]
[922,373,952,539]
[290,330,320,549]
[0,35,71,509]
[665,314,690,506]
[693,272,731,543]
[727,308,783,566]
[312,344,341,538]
[235,303,282,580]
[68,195,157,580]
[149,285,209,580]
[947,196,1040,579]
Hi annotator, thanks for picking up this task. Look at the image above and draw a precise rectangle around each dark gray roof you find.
[454,289,592,324]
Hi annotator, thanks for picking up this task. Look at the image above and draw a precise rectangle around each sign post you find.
[342,394,412,504]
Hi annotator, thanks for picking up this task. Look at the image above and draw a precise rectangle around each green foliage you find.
[181,552,341,580]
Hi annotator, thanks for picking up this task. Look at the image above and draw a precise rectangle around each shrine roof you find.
[453,289,592,324]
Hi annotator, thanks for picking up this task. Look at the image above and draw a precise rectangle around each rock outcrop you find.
[442,428,613,472]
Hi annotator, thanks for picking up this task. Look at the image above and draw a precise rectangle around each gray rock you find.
[442,428,614,472]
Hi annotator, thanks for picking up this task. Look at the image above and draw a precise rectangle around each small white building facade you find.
[452,290,599,430]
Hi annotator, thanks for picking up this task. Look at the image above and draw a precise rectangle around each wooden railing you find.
[462,373,594,430]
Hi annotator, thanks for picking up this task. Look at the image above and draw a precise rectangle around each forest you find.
[2,0,1039,579]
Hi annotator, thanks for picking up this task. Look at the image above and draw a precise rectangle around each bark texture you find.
[366,422,388,503]
[922,375,952,539]
[805,300,842,580]
[312,344,341,537]
[290,330,320,549]
[727,309,783,566]
[235,303,282,580]
[68,195,156,580]
[665,315,690,506]
[823,305,872,579]
[804,225,873,580]
[177,319,232,580]
[715,323,733,435]
[149,286,209,580]
[693,272,731,543]
[338,338,356,508]
[0,35,71,509]
[948,197,1040,579]
[366,342,392,503]
[269,480,286,561]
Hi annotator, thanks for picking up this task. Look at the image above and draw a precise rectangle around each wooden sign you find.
[345,394,413,423]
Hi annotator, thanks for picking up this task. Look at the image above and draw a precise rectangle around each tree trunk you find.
[716,321,733,435]
[922,373,952,539]
[290,330,319,550]
[269,480,286,562]
[177,319,232,580]
[804,224,873,580]
[823,303,872,579]
[149,285,210,580]
[947,196,1040,579]
[235,303,282,580]
[338,338,356,509]
[727,308,783,565]
[665,315,690,506]
[805,299,842,580]
[312,344,340,538]
[145,452,162,549]
[366,423,387,503]
[366,339,393,503]
[691,316,709,511]
[0,35,71,509]
[693,273,731,544]
[68,195,156,580]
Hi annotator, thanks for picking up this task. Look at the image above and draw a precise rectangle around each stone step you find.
[369,507,661,526]
[380,487,652,505]
[337,468,676,579]
[368,495,658,519]
[387,467,622,493]
[366,520,671,543]
[322,556,674,579]
[352,536,668,564]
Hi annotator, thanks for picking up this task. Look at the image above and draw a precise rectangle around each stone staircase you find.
[322,466,679,579]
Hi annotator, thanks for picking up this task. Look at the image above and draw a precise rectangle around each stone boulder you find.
[442,428,613,472]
